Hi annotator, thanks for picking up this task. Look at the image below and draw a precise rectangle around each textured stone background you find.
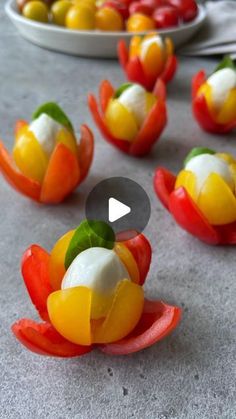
[0,3,235,419]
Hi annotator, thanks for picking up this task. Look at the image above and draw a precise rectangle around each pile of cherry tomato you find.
[17,0,199,32]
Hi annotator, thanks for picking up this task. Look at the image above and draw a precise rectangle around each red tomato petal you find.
[12,319,93,357]
[216,222,236,245]
[130,99,167,156]
[154,167,176,210]
[126,57,150,90]
[88,94,130,153]
[21,245,52,320]
[99,80,115,114]
[123,233,152,285]
[77,124,94,183]
[99,300,181,355]
[192,70,206,98]
[117,39,129,70]
[161,55,178,84]
[15,120,28,137]
[153,78,167,101]
[169,187,220,244]
[0,141,41,201]
[40,143,80,203]
[192,94,235,134]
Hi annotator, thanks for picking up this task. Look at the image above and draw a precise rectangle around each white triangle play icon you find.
[108,197,131,223]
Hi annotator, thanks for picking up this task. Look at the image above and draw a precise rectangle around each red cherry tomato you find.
[141,0,165,10]
[153,5,179,28]
[102,0,129,19]
[167,0,198,22]
[129,1,154,16]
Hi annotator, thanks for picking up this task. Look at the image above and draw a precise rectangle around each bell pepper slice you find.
[88,94,130,154]
[216,221,236,244]
[160,55,178,84]
[12,319,92,357]
[197,173,236,225]
[192,70,206,99]
[114,242,140,284]
[21,245,52,321]
[154,167,176,210]
[175,169,197,201]
[40,143,80,203]
[0,141,41,201]
[169,187,219,244]
[49,229,75,291]
[123,233,152,285]
[126,56,149,89]
[153,78,166,101]
[99,80,115,114]
[47,287,92,346]
[13,128,49,183]
[130,98,167,156]
[77,125,94,183]
[93,280,144,344]
[99,300,181,355]
[117,39,129,69]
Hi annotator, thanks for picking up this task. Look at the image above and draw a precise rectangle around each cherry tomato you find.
[96,6,124,31]
[66,5,96,29]
[127,13,155,32]
[102,0,129,19]
[18,0,53,12]
[51,0,71,26]
[129,2,154,16]
[168,0,198,22]
[152,5,179,29]
[23,1,49,22]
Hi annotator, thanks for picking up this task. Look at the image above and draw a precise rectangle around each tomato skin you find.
[167,0,198,22]
[96,6,124,31]
[129,1,154,16]
[103,0,129,19]
[127,12,156,32]
[153,5,179,29]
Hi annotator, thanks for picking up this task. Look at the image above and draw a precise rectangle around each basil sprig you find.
[184,147,215,167]
[32,102,74,132]
[65,220,115,269]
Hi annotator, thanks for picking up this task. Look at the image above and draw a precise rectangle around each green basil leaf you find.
[114,83,133,98]
[32,102,74,132]
[184,147,215,167]
[214,56,236,73]
[65,220,115,269]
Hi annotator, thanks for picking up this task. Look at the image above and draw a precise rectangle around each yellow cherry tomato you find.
[56,128,78,155]
[217,88,236,124]
[95,7,124,31]
[51,0,72,26]
[114,242,140,284]
[66,5,95,30]
[146,92,157,113]
[47,286,92,345]
[105,99,138,141]
[129,35,142,58]
[72,0,96,12]
[175,169,197,201]
[23,1,49,23]
[142,42,164,76]
[127,13,155,33]
[13,128,48,183]
[49,229,75,291]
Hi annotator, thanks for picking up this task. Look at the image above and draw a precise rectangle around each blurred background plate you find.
[5,0,207,58]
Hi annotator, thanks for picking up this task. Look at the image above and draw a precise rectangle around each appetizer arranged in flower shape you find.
[12,220,181,357]
[0,103,94,203]
[118,33,177,91]
[88,80,167,156]
[192,57,236,134]
[154,147,236,245]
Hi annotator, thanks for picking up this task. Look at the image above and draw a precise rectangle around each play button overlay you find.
[86,177,151,240]
[109,198,131,222]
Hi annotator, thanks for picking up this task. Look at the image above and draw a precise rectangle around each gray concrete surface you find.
[0,4,235,419]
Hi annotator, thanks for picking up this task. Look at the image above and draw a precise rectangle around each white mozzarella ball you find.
[118,84,147,127]
[29,113,63,156]
[208,68,236,108]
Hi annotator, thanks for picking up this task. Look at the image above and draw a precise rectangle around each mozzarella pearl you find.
[208,68,236,108]
[118,84,147,127]
[29,113,63,156]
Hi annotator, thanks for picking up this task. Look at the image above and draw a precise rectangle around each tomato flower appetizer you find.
[118,33,178,91]
[88,80,167,156]
[192,57,236,134]
[12,220,181,357]
[0,102,94,203]
[154,147,236,245]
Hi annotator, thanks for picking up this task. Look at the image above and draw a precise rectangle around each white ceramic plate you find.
[5,0,207,58]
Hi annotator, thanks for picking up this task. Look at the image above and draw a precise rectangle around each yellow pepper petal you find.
[216,88,236,124]
[13,128,48,183]
[56,128,77,155]
[105,99,138,141]
[164,37,174,57]
[49,229,75,291]
[175,169,197,201]
[114,242,140,284]
[47,286,92,346]
[142,42,164,76]
[198,173,236,225]
[129,35,142,58]
[92,279,144,344]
